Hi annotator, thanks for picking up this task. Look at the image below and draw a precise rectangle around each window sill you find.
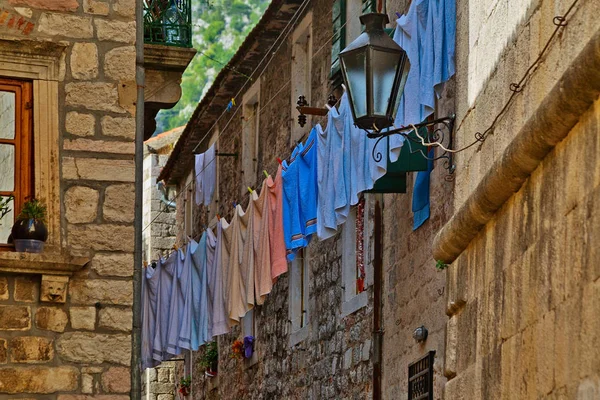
[0,251,90,276]
[341,290,368,319]
[289,325,309,348]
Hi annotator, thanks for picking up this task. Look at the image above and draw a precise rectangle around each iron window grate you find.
[408,350,435,400]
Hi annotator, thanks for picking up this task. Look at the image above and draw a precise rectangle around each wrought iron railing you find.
[144,0,192,47]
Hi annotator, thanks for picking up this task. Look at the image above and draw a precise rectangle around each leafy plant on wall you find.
[155,0,270,134]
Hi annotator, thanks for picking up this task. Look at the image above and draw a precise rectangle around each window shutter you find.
[362,0,376,14]
[330,0,346,83]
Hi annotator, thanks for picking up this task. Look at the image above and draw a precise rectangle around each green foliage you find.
[199,341,218,369]
[435,260,448,271]
[0,195,12,221]
[155,0,270,133]
[17,199,47,222]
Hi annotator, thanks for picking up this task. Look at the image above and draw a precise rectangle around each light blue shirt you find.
[298,126,319,238]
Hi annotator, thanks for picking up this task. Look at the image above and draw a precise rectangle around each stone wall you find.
[445,97,600,399]
[0,0,136,397]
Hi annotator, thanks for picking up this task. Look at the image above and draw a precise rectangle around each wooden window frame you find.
[0,77,33,249]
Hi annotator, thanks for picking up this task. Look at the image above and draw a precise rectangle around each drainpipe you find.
[373,196,383,400]
[132,0,145,398]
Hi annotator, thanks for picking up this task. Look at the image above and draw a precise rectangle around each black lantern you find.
[340,13,410,131]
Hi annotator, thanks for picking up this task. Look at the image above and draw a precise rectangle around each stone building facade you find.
[434,0,600,398]
[0,0,137,397]
[0,0,193,398]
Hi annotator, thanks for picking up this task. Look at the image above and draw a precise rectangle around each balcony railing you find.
[144,0,192,48]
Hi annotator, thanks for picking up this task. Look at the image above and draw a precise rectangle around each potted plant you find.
[0,195,11,222]
[178,376,191,397]
[231,339,244,360]
[199,341,218,377]
[11,198,48,253]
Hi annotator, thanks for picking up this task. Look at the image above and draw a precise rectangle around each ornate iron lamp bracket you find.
[366,115,458,180]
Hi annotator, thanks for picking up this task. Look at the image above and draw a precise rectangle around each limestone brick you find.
[58,396,129,400]
[83,0,109,15]
[9,0,78,12]
[70,306,96,330]
[10,336,54,363]
[82,374,94,394]
[63,139,135,155]
[13,7,33,18]
[65,186,99,224]
[157,395,173,400]
[56,332,131,365]
[0,277,8,301]
[37,13,93,39]
[13,276,38,302]
[65,82,123,113]
[62,157,135,182]
[98,307,132,332]
[0,366,79,394]
[112,0,135,17]
[81,366,104,374]
[71,43,98,80]
[95,19,136,43]
[35,307,68,333]
[66,112,96,137]
[0,338,6,364]
[104,46,136,82]
[91,253,134,277]
[101,116,136,140]
[103,184,135,223]
[68,224,134,252]
[157,367,171,383]
[69,279,133,305]
[101,367,131,393]
[117,81,137,115]
[0,305,30,330]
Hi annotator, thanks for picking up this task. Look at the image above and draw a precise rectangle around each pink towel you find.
[253,179,273,305]
[268,165,288,279]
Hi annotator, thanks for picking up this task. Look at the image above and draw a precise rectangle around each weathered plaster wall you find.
[0,0,136,397]
[445,97,600,399]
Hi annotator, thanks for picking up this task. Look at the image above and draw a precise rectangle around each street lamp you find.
[339,12,410,131]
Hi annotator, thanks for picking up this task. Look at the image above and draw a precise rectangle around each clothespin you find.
[247,187,254,194]
[226,98,236,112]
[216,213,221,220]
[233,201,237,209]
[263,170,269,178]
[396,12,402,18]
[341,83,347,92]
[172,244,178,251]
[143,260,148,268]
[276,157,282,165]
[325,104,332,111]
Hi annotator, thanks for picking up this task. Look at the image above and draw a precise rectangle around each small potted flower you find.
[199,341,218,377]
[231,339,244,360]
[11,198,48,253]
[178,376,191,397]
[0,195,12,222]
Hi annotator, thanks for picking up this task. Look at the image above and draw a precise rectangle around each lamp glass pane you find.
[371,49,401,116]
[342,50,367,118]
[392,56,410,118]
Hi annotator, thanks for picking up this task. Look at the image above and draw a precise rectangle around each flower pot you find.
[11,218,48,242]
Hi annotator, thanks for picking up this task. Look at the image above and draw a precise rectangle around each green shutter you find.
[330,0,346,81]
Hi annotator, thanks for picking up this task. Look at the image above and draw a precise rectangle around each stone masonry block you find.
[13,276,38,302]
[56,332,131,365]
[95,19,136,43]
[35,307,68,332]
[70,306,96,330]
[81,373,94,394]
[113,0,135,17]
[0,305,31,330]
[0,366,79,394]
[70,43,98,80]
[91,253,134,277]
[62,158,135,182]
[0,277,8,300]
[10,336,54,363]
[0,338,6,364]
[101,116,135,140]
[66,112,96,137]
[37,13,93,38]
[98,307,132,332]
[8,0,78,11]
[104,46,136,81]
[157,367,171,383]
[103,184,135,223]
[58,396,129,400]
[65,82,123,113]
[63,139,135,155]
[102,366,131,393]
[68,224,134,252]
[69,279,133,305]
[83,0,109,15]
[65,186,99,224]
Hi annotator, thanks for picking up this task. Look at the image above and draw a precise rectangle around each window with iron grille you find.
[408,351,435,400]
